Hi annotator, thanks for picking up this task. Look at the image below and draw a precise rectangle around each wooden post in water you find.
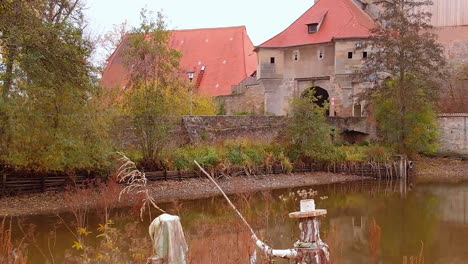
[289,199,330,264]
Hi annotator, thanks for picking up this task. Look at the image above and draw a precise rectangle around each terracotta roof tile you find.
[258,0,375,48]
[102,26,257,96]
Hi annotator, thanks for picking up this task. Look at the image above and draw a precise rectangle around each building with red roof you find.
[252,0,375,116]
[102,26,257,97]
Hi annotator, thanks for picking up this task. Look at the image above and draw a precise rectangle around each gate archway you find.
[301,86,330,109]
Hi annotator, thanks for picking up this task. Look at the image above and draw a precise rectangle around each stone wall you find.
[112,117,190,150]
[256,39,372,117]
[182,115,286,144]
[115,115,468,154]
[438,114,468,154]
[113,115,381,149]
[216,77,265,115]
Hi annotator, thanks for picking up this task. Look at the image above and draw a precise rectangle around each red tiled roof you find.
[102,26,257,96]
[258,0,375,48]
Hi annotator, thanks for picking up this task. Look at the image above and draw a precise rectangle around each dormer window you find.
[307,23,319,34]
[305,10,327,34]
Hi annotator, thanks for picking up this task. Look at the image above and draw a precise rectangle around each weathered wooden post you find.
[289,199,330,264]
[253,199,330,264]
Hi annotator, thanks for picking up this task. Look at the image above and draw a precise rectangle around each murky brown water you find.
[9,179,468,263]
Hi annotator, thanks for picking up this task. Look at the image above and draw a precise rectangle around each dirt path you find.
[0,172,367,217]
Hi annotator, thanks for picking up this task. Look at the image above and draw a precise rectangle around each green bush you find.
[338,146,366,162]
[285,89,335,162]
[164,145,220,170]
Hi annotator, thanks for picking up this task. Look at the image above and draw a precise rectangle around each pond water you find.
[9,179,468,263]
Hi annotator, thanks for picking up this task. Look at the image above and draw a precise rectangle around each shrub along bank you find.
[156,140,394,173]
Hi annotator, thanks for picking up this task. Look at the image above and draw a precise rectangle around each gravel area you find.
[414,156,468,183]
[0,172,367,217]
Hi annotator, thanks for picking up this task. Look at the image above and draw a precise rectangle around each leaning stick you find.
[194,160,257,238]
[194,161,297,259]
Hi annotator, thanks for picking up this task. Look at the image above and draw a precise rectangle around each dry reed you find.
[0,217,27,264]
[402,241,424,264]
[116,152,165,221]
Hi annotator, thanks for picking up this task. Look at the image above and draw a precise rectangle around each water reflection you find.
[9,179,468,263]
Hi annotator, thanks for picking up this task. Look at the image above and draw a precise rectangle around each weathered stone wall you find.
[112,117,190,150]
[113,115,381,149]
[438,114,468,154]
[257,40,372,117]
[327,116,377,140]
[182,115,286,144]
[216,78,265,115]
[257,49,284,79]
[114,115,468,154]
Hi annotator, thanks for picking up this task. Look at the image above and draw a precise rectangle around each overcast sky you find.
[84,0,315,46]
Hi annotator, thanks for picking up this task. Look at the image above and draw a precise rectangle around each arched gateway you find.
[301,86,330,115]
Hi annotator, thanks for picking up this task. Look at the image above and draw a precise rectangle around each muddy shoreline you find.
[413,156,468,183]
[1,157,466,217]
[1,172,369,217]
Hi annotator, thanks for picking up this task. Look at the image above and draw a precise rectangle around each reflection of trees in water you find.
[424,185,468,225]
[314,179,440,263]
[15,180,468,263]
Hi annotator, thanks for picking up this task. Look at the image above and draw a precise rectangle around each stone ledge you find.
[438,113,468,117]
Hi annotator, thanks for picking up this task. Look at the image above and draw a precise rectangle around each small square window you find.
[363,51,368,59]
[307,23,318,34]
[270,57,275,64]
[348,52,353,59]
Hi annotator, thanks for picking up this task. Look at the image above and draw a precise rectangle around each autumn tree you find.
[121,9,216,169]
[361,0,446,154]
[285,89,336,162]
[0,0,113,172]
[440,63,468,113]
[96,21,129,73]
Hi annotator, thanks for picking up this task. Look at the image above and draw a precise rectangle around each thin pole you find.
[195,161,298,260]
[190,80,193,116]
[194,161,257,239]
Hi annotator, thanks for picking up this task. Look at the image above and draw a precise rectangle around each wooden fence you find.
[0,161,409,196]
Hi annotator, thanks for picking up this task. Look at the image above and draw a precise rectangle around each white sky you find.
[84,0,315,46]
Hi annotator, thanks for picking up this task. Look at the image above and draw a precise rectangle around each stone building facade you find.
[254,0,375,117]
[438,114,468,154]
[221,0,468,117]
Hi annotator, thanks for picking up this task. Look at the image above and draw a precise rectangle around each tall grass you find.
[157,140,393,174]
[161,140,293,174]
[0,217,27,264]
[402,241,424,264]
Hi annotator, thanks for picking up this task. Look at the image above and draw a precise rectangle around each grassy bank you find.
[154,140,395,172]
